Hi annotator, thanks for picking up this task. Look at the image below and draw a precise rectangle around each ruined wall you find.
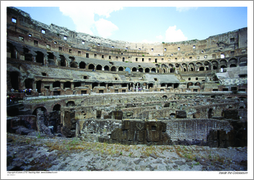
[76,118,245,147]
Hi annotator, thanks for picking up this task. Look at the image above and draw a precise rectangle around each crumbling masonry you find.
[7,7,247,147]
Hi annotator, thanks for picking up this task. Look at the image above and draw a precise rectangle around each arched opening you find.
[64,81,71,89]
[53,81,60,88]
[161,64,168,68]
[151,68,156,73]
[195,82,200,86]
[79,61,86,69]
[119,67,124,71]
[174,83,179,88]
[170,113,176,118]
[70,57,77,68]
[111,66,116,71]
[162,95,167,99]
[32,107,47,115]
[145,68,150,73]
[88,64,95,70]
[47,52,55,65]
[60,55,66,67]
[132,67,137,72]
[53,104,61,111]
[36,51,44,64]
[104,66,109,71]
[239,57,247,66]
[212,61,218,70]
[139,68,143,72]
[92,83,98,89]
[220,60,227,68]
[189,63,195,71]
[230,64,237,67]
[10,71,19,90]
[169,68,174,73]
[148,83,153,88]
[96,65,102,70]
[187,82,193,88]
[199,67,204,71]
[66,101,75,107]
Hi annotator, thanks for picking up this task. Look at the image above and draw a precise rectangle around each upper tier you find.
[7,7,247,63]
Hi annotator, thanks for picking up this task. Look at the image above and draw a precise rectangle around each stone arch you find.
[204,61,210,70]
[189,63,195,71]
[96,64,102,70]
[195,82,201,86]
[138,68,143,72]
[239,57,247,66]
[229,58,237,67]
[145,68,150,73]
[53,104,61,111]
[111,66,116,71]
[169,64,174,73]
[132,67,137,72]
[70,60,78,68]
[199,66,205,71]
[79,61,86,69]
[32,106,47,115]
[161,64,168,68]
[196,62,202,71]
[88,64,95,70]
[47,52,55,65]
[104,65,109,71]
[212,60,218,70]
[187,82,193,88]
[151,68,156,73]
[60,55,66,67]
[118,66,124,71]
[66,101,75,107]
[220,59,227,68]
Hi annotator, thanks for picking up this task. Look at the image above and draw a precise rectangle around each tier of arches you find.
[8,41,247,74]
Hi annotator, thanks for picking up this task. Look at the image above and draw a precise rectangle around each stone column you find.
[32,55,36,63]
[60,82,64,89]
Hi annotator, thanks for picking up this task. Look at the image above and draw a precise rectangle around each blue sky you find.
[6,2,251,43]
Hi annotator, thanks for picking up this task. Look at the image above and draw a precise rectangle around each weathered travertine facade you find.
[7,7,247,147]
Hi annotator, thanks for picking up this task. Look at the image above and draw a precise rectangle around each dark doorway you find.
[36,80,42,93]
[10,72,19,90]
